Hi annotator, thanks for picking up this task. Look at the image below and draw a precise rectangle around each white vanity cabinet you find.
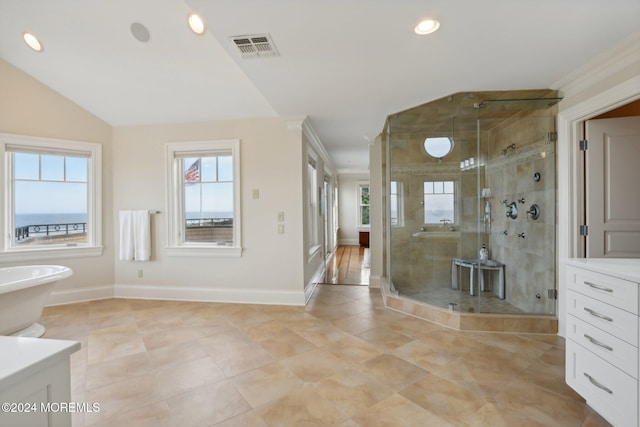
[0,336,80,427]
[564,259,640,427]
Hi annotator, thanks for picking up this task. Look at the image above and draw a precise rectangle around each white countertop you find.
[563,258,640,282]
[0,336,80,387]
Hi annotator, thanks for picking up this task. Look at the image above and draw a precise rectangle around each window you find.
[166,140,241,257]
[307,158,319,253]
[424,181,455,224]
[0,133,102,261]
[390,181,404,227]
[358,182,370,228]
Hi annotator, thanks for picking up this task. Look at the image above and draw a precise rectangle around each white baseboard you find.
[304,261,327,303]
[368,275,382,288]
[114,284,306,306]
[46,285,114,306]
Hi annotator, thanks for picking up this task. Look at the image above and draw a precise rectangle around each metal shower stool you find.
[451,258,505,299]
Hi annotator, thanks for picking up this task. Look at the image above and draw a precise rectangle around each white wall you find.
[0,59,115,300]
[555,32,640,336]
[112,118,307,305]
[338,173,369,245]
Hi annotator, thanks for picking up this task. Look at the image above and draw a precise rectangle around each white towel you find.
[119,210,134,261]
[119,210,151,261]
[132,210,151,261]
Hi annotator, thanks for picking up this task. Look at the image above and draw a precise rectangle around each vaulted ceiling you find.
[1,0,638,173]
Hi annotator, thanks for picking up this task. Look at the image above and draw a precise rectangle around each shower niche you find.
[384,90,561,324]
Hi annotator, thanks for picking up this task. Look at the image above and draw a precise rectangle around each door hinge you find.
[547,289,558,300]
[547,131,557,144]
[579,140,588,151]
[580,225,589,236]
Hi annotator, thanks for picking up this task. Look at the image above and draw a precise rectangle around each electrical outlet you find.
[137,269,143,278]
[278,224,285,234]
[277,211,284,222]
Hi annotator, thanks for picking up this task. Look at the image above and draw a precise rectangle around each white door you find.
[585,116,640,257]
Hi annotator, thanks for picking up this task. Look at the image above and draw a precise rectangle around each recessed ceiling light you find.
[188,13,205,35]
[22,32,43,52]
[414,19,440,35]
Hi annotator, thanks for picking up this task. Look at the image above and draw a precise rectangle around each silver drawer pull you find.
[583,334,613,351]
[584,373,613,394]
[584,281,613,293]
[583,307,613,322]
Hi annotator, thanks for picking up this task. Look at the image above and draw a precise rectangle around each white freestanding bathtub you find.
[0,265,73,337]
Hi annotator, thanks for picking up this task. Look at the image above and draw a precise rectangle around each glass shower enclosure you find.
[386,90,561,315]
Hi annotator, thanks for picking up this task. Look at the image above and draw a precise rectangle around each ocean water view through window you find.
[1,133,103,261]
[13,152,88,246]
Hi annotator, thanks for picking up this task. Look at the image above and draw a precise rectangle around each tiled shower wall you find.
[485,109,557,314]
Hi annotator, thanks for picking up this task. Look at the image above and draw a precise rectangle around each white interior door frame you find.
[557,73,640,337]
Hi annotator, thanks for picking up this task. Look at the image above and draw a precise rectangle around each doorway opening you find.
[324,245,370,285]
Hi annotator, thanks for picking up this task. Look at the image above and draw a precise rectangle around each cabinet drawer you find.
[567,291,638,347]
[567,290,638,346]
[566,340,638,427]
[567,266,638,314]
[566,314,638,378]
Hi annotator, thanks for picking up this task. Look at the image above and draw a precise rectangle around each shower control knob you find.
[502,230,508,235]
[517,232,526,239]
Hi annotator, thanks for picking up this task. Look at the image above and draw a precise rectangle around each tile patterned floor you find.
[40,285,611,427]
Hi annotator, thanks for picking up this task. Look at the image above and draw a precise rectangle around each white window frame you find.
[423,180,456,225]
[0,133,103,262]
[390,180,405,227]
[307,157,320,257]
[165,139,242,257]
[357,181,370,229]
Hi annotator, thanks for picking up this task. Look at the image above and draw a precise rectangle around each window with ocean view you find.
[166,139,241,257]
[423,180,455,225]
[1,133,102,260]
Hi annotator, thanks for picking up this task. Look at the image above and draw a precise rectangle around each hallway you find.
[324,245,370,286]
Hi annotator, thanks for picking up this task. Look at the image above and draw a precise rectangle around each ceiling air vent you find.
[230,34,279,58]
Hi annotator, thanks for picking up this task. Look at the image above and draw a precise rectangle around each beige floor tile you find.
[146,339,209,371]
[200,332,274,377]
[166,380,251,427]
[38,286,608,427]
[325,335,381,364]
[356,326,415,352]
[351,393,453,427]
[85,352,151,390]
[283,347,354,383]
[258,388,346,427]
[361,354,429,390]
[86,324,146,365]
[399,374,485,424]
[155,356,225,398]
[231,362,304,408]
[314,367,393,418]
[91,401,173,427]
[83,375,165,426]
[212,410,269,427]
[259,331,317,359]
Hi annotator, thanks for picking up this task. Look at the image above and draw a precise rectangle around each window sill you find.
[0,246,104,263]
[166,246,243,258]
